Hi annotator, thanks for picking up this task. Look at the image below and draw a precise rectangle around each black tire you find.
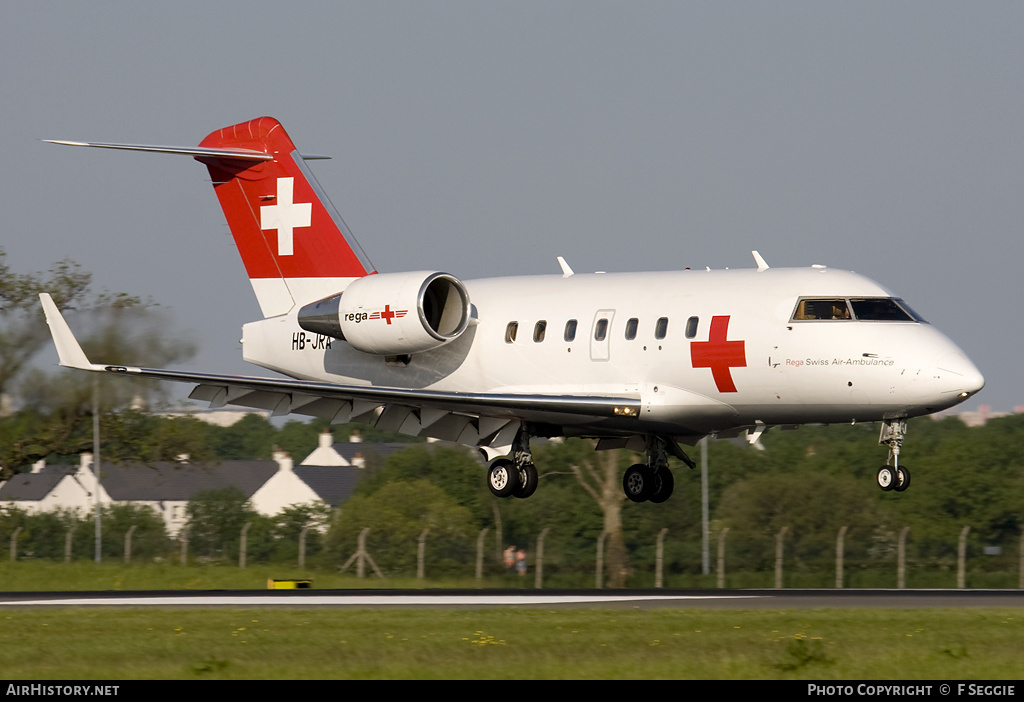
[648,468,674,503]
[623,464,651,502]
[487,458,518,498]
[876,465,896,492]
[894,465,911,492]
[513,462,539,499]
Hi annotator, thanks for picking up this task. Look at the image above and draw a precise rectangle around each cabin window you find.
[505,321,518,343]
[564,319,578,342]
[654,317,669,340]
[792,298,851,321]
[625,318,638,340]
[685,316,699,339]
[594,318,609,341]
[533,320,547,342]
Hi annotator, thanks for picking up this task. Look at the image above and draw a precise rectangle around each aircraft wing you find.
[39,294,641,454]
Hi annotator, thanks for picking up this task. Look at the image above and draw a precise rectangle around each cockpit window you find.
[893,299,926,322]
[791,297,925,323]
[849,298,923,322]
[792,298,851,321]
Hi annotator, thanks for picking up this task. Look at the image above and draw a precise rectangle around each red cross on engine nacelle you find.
[690,315,746,393]
[368,305,408,325]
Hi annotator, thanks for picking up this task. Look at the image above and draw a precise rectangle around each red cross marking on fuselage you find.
[690,315,746,393]
[380,305,396,324]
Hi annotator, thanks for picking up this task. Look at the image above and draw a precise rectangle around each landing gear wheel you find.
[894,465,911,492]
[876,465,896,492]
[623,464,652,503]
[487,458,519,498]
[513,462,539,499]
[648,467,674,503]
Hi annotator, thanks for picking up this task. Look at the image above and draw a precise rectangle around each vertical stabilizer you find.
[197,117,375,316]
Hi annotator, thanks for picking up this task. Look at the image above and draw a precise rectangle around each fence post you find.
[655,528,668,588]
[124,525,137,564]
[835,526,848,589]
[595,532,606,589]
[299,526,310,568]
[898,527,910,588]
[340,528,383,578]
[775,526,788,589]
[417,529,429,580]
[958,526,971,589]
[179,526,188,566]
[9,526,22,561]
[717,527,729,588]
[239,522,251,568]
[475,528,488,583]
[357,527,368,578]
[534,528,549,589]
[65,525,76,563]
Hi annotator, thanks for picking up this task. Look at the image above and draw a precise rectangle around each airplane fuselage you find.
[240,265,983,444]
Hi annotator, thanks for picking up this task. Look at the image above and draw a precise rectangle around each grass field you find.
[0,562,1021,680]
[0,607,1022,679]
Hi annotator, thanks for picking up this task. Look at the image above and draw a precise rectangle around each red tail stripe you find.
[196,117,371,280]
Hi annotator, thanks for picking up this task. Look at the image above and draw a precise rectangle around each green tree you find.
[0,249,93,398]
[4,507,80,561]
[326,479,475,576]
[718,470,893,579]
[562,442,631,587]
[274,418,330,461]
[355,444,490,524]
[101,503,173,562]
[270,501,333,564]
[184,486,262,562]
[207,414,277,460]
[0,252,195,476]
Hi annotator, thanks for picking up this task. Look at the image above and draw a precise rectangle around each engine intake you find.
[298,271,470,355]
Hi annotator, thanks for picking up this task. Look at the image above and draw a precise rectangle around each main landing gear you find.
[622,436,684,504]
[877,419,911,492]
[486,429,538,499]
[486,431,691,503]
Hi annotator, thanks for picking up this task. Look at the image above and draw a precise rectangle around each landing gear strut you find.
[878,419,911,492]
[486,428,538,499]
[622,436,677,503]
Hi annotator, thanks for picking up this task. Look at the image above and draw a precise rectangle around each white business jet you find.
[42,117,984,503]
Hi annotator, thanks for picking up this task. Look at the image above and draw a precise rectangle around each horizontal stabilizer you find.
[43,140,273,161]
[43,140,329,162]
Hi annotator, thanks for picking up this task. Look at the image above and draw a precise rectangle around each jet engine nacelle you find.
[297,271,471,355]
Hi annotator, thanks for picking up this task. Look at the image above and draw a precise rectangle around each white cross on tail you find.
[260,177,312,256]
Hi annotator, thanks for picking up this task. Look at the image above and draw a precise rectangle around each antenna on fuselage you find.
[556,256,574,278]
[752,251,770,272]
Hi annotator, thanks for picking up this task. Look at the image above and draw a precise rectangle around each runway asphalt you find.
[0,588,1021,609]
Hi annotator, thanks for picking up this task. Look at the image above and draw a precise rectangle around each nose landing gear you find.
[878,419,911,492]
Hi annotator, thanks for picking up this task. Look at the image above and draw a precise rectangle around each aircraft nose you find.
[934,350,985,400]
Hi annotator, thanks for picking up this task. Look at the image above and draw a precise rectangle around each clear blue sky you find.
[3,2,1021,413]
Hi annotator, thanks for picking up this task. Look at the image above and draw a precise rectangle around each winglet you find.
[39,294,103,370]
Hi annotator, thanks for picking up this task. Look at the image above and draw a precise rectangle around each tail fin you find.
[46,117,375,317]
[197,117,375,316]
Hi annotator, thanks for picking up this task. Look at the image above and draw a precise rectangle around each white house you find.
[0,432,375,537]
